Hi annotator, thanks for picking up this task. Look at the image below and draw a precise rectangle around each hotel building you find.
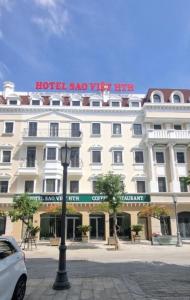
[0,81,190,241]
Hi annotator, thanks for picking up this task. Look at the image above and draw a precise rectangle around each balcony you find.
[146,130,190,143]
[22,129,82,145]
[17,160,38,175]
[68,160,83,176]
[42,160,83,176]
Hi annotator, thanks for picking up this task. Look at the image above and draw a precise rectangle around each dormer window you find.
[32,100,40,105]
[52,100,60,106]
[153,94,161,103]
[9,100,18,105]
[131,101,139,107]
[170,91,184,104]
[72,100,80,106]
[111,101,120,107]
[150,91,164,103]
[173,94,181,103]
[92,101,100,107]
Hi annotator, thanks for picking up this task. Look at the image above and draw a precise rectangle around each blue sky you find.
[0,0,190,93]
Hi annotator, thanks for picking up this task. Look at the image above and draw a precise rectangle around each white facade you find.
[1,82,190,240]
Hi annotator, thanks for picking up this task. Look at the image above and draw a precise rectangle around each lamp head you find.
[61,143,71,165]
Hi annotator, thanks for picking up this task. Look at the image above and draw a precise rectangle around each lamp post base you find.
[53,271,71,290]
[176,232,183,247]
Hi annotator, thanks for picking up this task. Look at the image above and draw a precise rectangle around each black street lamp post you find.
[173,194,183,247]
[53,143,71,290]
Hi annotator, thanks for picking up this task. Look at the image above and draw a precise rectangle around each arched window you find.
[153,94,161,103]
[173,94,181,103]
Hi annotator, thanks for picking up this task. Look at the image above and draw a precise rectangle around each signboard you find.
[25,194,150,203]
[35,81,135,92]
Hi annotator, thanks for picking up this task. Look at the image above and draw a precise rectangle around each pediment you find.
[26,111,82,122]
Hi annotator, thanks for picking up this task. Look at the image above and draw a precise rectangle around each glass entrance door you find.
[178,212,190,238]
[66,215,82,240]
[90,215,105,239]
[109,213,131,240]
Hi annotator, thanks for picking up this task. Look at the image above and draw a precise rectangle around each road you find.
[25,241,190,299]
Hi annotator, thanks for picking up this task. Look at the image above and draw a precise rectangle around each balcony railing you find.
[23,129,82,139]
[146,129,190,140]
[19,160,37,168]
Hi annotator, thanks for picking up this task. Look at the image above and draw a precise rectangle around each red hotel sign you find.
[35,81,135,92]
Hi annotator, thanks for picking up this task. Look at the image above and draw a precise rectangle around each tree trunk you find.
[113,211,119,250]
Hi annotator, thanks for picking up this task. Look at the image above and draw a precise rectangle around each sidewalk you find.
[25,241,190,300]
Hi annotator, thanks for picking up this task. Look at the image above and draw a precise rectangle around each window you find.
[153,94,161,103]
[9,100,17,105]
[137,181,146,193]
[174,124,182,130]
[92,150,101,164]
[0,241,16,259]
[72,101,80,106]
[154,124,162,130]
[173,94,181,103]
[32,100,40,105]
[135,151,144,163]
[27,147,36,167]
[47,148,56,160]
[71,123,80,137]
[92,123,100,135]
[113,151,123,164]
[133,124,142,135]
[131,101,139,107]
[52,100,60,106]
[70,181,79,193]
[92,101,100,107]
[0,181,8,193]
[25,181,34,193]
[50,123,59,137]
[4,122,13,134]
[112,101,120,107]
[92,181,97,193]
[44,179,60,192]
[70,148,79,167]
[176,152,185,163]
[113,123,121,135]
[28,122,37,136]
[156,152,164,164]
[158,177,167,192]
[179,177,188,192]
[2,151,11,163]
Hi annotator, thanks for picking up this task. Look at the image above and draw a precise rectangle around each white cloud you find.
[0,0,13,14]
[32,0,69,37]
[0,0,13,38]
[33,0,57,8]
[0,62,9,80]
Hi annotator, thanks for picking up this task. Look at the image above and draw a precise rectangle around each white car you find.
[0,236,27,300]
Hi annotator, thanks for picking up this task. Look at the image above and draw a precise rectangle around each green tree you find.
[139,205,169,235]
[181,175,190,187]
[95,172,125,250]
[9,194,41,236]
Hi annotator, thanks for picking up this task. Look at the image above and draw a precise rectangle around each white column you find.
[147,143,157,192]
[5,216,13,235]
[168,144,179,192]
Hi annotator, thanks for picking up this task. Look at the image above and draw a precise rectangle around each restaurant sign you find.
[26,194,150,203]
[35,81,135,92]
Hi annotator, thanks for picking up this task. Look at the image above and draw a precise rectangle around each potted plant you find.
[131,224,143,242]
[30,226,40,239]
[77,225,91,242]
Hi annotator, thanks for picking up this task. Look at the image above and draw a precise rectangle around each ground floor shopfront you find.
[1,193,190,241]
